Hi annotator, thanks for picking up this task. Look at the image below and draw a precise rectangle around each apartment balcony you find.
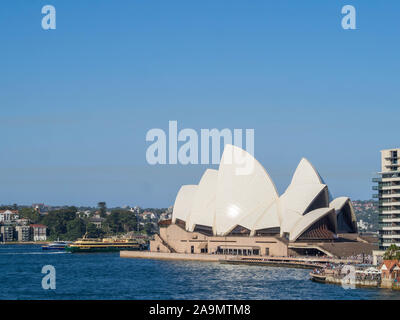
[381,185,400,190]
[385,163,400,168]
[379,211,400,216]
[380,218,400,223]
[379,199,400,205]
[380,202,400,206]
[382,234,400,239]
[372,186,379,190]
[380,192,400,200]
[381,226,400,231]
[382,242,400,247]
[385,156,399,160]
[372,177,382,183]
[381,176,400,181]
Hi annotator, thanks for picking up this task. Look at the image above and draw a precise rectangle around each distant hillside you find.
[352,200,378,232]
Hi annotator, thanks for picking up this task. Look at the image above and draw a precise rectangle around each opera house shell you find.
[171,144,357,243]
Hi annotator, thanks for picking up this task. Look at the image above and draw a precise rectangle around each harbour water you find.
[0,245,399,300]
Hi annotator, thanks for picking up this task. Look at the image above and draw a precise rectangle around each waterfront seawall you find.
[121,251,336,269]
[0,241,49,245]
[120,251,235,262]
[310,272,382,288]
[221,258,324,269]
[324,276,379,288]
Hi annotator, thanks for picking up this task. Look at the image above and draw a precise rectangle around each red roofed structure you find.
[379,260,400,288]
[30,224,47,241]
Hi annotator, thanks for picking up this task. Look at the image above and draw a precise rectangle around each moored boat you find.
[42,241,72,251]
[309,272,326,283]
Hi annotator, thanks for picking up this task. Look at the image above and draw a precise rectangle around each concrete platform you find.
[120,251,235,262]
[120,251,360,268]
[221,258,324,269]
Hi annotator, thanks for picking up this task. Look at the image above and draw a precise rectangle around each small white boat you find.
[42,241,72,251]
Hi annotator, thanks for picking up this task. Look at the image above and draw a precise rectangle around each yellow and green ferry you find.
[66,236,144,253]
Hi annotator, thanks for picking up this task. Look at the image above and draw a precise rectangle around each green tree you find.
[98,202,107,217]
[40,207,78,240]
[104,210,121,233]
[103,209,138,234]
[19,208,40,224]
[66,218,86,240]
[144,222,153,235]
[383,244,400,260]
[86,223,105,238]
[119,211,138,232]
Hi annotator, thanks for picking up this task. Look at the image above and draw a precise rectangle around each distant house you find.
[160,212,172,220]
[379,260,400,288]
[32,203,48,214]
[93,213,101,219]
[0,210,19,223]
[89,217,105,229]
[94,210,111,217]
[142,212,155,220]
[30,224,47,241]
[77,210,91,218]
[15,226,31,242]
[16,218,29,226]
[0,225,15,242]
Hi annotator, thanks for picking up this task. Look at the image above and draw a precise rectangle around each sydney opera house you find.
[151,145,373,258]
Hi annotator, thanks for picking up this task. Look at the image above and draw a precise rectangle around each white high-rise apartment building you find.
[374,148,400,250]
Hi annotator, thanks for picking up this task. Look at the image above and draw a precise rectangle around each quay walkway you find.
[121,251,233,262]
[219,256,362,269]
[120,251,362,269]
[310,268,381,288]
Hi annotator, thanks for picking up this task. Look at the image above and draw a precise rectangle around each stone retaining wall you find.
[120,251,235,262]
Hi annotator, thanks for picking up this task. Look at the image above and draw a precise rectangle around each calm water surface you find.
[0,245,399,300]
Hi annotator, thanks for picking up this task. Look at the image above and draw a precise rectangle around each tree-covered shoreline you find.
[17,206,154,241]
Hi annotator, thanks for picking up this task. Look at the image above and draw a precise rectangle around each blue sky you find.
[1,1,399,207]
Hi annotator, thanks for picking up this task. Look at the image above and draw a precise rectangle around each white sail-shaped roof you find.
[171,185,198,224]
[251,201,281,234]
[214,144,279,236]
[289,207,336,241]
[280,158,329,234]
[330,197,357,233]
[236,201,281,236]
[330,197,350,211]
[290,158,323,186]
[280,184,327,233]
[186,169,218,232]
[169,146,354,242]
